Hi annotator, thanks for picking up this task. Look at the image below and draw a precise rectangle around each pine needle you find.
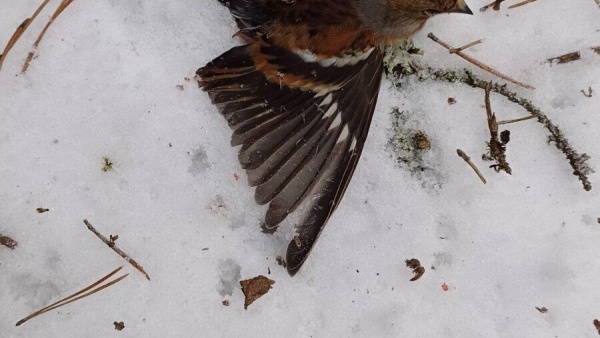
[21,0,76,73]
[16,267,128,326]
[0,0,50,73]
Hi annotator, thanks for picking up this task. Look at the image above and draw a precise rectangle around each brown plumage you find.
[197,0,472,275]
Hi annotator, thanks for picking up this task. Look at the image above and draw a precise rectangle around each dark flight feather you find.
[197,28,383,275]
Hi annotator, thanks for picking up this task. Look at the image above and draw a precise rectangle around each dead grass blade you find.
[16,266,128,326]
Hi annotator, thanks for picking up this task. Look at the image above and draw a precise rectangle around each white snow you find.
[1,0,599,337]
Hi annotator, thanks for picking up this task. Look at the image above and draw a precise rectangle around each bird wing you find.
[197,32,383,275]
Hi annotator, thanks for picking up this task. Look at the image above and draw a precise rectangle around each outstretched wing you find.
[197,33,383,275]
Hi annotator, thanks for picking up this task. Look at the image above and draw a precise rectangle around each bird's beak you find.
[449,0,473,15]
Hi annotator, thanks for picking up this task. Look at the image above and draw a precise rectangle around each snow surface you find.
[1,0,599,337]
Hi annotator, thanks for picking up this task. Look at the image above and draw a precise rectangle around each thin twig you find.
[427,33,535,90]
[450,39,483,54]
[0,0,50,73]
[508,0,539,9]
[16,267,128,326]
[457,149,487,184]
[22,0,76,74]
[498,115,537,125]
[83,219,151,281]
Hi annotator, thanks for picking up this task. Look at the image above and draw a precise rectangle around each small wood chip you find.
[535,306,548,313]
[0,235,18,250]
[114,321,125,331]
[547,51,581,65]
[240,275,275,310]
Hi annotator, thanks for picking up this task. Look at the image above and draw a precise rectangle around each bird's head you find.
[351,0,473,42]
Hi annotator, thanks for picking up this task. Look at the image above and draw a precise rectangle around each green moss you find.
[102,157,114,172]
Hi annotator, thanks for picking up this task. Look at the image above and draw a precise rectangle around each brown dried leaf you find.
[414,131,431,151]
[36,208,50,213]
[535,307,548,314]
[240,275,275,310]
[594,319,600,335]
[405,259,425,281]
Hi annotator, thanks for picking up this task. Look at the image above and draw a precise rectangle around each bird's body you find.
[197,0,472,275]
